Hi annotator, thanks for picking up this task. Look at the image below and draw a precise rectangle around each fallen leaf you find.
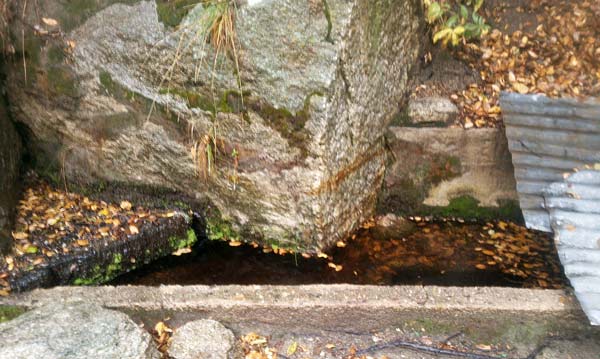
[25,246,38,254]
[228,241,242,247]
[12,232,28,240]
[76,239,89,247]
[328,262,343,272]
[129,225,139,235]
[287,341,298,356]
[120,201,132,211]
[41,17,59,26]
[512,82,529,94]
[476,344,492,351]
[172,247,192,256]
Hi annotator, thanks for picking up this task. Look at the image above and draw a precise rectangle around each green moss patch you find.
[206,214,240,242]
[73,253,123,285]
[423,195,524,222]
[0,306,26,323]
[169,229,198,250]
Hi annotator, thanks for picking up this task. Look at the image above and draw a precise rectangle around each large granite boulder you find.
[5,0,421,252]
[0,94,21,253]
[0,302,160,358]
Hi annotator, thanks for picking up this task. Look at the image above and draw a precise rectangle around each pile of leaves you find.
[452,0,600,128]
[470,220,563,288]
[414,0,600,128]
[241,332,279,359]
[153,320,174,357]
[0,177,182,295]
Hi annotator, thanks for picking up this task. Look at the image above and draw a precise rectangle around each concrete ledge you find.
[0,285,578,312]
[2,285,588,334]
[5,284,598,356]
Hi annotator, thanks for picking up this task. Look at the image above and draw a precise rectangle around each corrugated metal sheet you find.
[544,170,600,326]
[500,93,600,232]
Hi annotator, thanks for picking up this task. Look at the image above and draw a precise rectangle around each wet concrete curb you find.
[1,285,588,334]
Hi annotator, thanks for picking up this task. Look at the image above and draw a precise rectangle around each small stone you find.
[169,319,235,359]
[407,96,459,125]
[0,302,159,359]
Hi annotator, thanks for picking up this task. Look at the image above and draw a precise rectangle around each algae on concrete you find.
[0,306,26,324]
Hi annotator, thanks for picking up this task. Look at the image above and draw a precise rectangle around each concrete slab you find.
[2,285,599,358]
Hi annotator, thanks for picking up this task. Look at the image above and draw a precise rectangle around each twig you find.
[444,331,463,343]
[525,343,547,359]
[356,339,506,359]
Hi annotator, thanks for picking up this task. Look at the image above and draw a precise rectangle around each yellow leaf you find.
[287,341,298,355]
[12,232,28,240]
[42,17,59,26]
[328,262,343,272]
[433,28,452,44]
[98,208,110,217]
[512,83,529,94]
[172,247,192,256]
[47,217,58,226]
[25,245,38,254]
[228,241,242,247]
[129,225,139,235]
[120,201,132,211]
[453,26,465,36]
[154,321,172,337]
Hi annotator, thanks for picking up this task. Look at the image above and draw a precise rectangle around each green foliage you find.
[423,0,490,46]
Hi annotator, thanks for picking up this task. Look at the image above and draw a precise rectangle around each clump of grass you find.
[150,0,243,182]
